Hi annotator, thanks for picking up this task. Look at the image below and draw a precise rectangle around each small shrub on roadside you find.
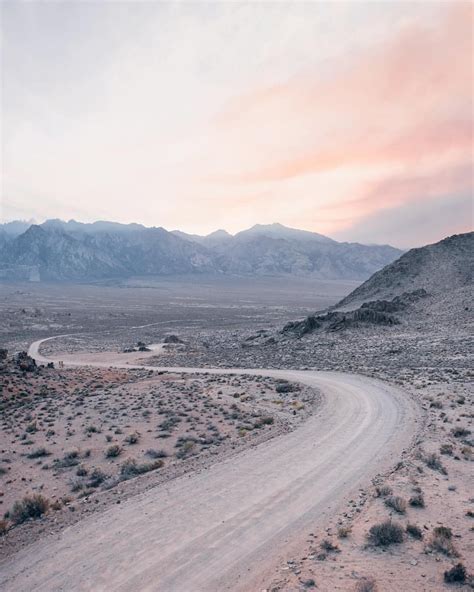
[119,458,163,480]
[0,519,8,535]
[367,521,404,546]
[375,485,392,497]
[10,494,49,524]
[337,526,352,538]
[384,495,407,514]
[87,468,108,488]
[424,453,447,474]
[145,449,168,459]
[320,538,340,552]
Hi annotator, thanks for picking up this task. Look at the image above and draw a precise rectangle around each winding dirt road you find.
[0,338,420,592]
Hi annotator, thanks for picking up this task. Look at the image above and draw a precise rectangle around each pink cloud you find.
[210,3,472,184]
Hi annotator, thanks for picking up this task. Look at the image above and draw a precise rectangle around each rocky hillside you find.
[283,232,473,337]
[0,219,402,282]
[336,232,473,310]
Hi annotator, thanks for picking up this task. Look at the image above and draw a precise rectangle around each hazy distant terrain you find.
[0,219,402,282]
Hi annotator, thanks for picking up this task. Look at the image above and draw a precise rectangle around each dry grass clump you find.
[384,495,407,514]
[367,520,404,546]
[409,493,425,508]
[375,485,392,497]
[105,444,122,458]
[406,523,423,539]
[145,449,168,459]
[426,526,459,557]
[9,494,49,525]
[354,577,378,592]
[337,525,352,538]
[423,452,447,474]
[26,447,51,459]
[119,458,163,480]
[124,432,140,445]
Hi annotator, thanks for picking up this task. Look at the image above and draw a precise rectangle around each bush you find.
[355,578,377,592]
[27,447,51,459]
[275,381,295,394]
[0,519,8,535]
[406,523,423,539]
[440,443,453,456]
[10,494,49,524]
[444,563,466,583]
[119,458,163,480]
[427,526,458,557]
[337,526,352,538]
[409,493,425,508]
[320,538,339,552]
[367,521,404,546]
[105,444,122,458]
[451,427,471,438]
[87,468,108,488]
[145,449,167,459]
[384,495,407,514]
[375,485,392,497]
[124,432,140,445]
[424,453,447,474]
[54,450,80,468]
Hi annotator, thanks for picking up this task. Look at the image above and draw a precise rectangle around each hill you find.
[336,232,473,310]
[283,232,473,336]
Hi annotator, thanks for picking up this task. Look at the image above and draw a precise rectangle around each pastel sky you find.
[1,1,472,247]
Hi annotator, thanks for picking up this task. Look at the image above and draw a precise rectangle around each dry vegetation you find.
[0,351,317,547]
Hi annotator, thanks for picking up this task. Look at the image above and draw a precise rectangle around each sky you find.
[1,1,472,248]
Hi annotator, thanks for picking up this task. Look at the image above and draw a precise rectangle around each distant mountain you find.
[234,223,334,244]
[0,219,403,282]
[0,220,35,236]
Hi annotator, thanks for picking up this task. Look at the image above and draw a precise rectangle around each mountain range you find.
[0,219,402,282]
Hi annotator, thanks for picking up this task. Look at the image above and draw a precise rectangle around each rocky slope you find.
[282,232,473,336]
[336,232,473,310]
[0,220,402,282]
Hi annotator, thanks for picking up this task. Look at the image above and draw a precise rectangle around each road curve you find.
[0,338,420,592]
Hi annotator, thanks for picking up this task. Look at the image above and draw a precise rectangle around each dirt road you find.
[0,339,420,591]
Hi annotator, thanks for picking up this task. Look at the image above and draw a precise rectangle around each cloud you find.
[333,192,473,248]
[207,3,472,183]
[1,1,472,244]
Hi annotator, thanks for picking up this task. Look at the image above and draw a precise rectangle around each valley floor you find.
[0,280,472,591]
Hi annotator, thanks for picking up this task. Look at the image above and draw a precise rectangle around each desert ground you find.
[0,277,472,591]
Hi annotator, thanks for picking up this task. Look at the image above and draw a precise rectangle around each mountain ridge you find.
[0,218,403,282]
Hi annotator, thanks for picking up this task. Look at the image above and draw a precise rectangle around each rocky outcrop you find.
[282,290,429,337]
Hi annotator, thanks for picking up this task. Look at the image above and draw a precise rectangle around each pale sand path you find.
[0,338,421,592]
